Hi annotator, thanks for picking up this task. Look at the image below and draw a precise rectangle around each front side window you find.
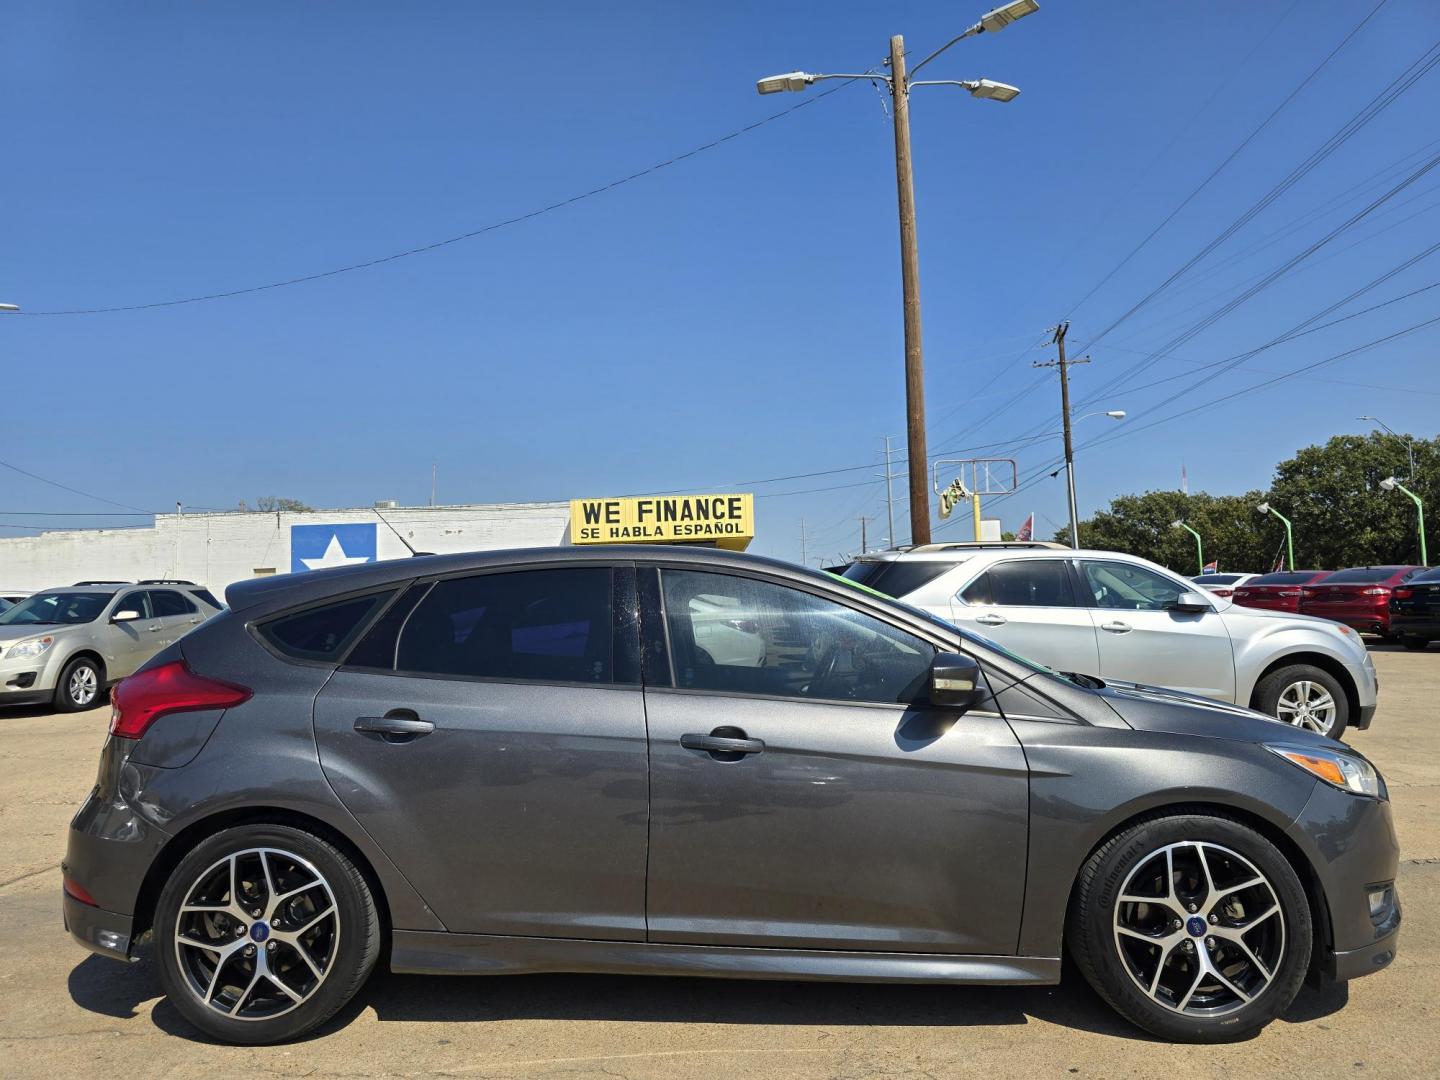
[391,568,613,684]
[0,591,110,626]
[112,592,151,621]
[962,560,1076,607]
[150,590,198,617]
[659,569,936,705]
[1082,561,1193,611]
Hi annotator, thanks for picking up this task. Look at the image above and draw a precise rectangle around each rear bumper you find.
[1389,615,1440,638]
[62,891,137,962]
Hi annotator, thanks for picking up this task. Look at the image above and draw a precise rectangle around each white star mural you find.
[300,533,373,571]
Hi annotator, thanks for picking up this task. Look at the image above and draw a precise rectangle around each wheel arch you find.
[130,806,394,951]
[59,648,107,679]
[1247,651,1359,721]
[1062,800,1333,974]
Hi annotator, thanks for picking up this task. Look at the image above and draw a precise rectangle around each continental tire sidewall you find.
[1069,814,1312,1043]
[154,824,380,1045]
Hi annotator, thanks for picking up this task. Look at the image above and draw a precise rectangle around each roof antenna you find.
[373,508,433,557]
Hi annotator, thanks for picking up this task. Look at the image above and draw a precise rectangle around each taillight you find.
[1394,587,1414,599]
[109,660,251,740]
[1233,590,1253,599]
[1361,587,1391,597]
[1277,589,1301,597]
[1300,588,1317,598]
[1213,588,1234,598]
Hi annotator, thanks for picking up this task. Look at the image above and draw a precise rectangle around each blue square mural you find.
[290,523,378,573]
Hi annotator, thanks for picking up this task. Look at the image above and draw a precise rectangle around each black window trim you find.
[640,562,951,711]
[249,585,408,670]
[334,561,641,689]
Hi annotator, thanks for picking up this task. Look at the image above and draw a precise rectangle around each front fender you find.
[1223,615,1367,704]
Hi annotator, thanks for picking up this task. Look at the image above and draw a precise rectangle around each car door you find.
[642,566,1029,955]
[147,588,204,645]
[949,558,1101,676]
[311,564,650,939]
[103,590,158,678]
[1076,558,1236,700]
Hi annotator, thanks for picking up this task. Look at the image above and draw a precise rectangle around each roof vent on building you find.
[374,500,399,509]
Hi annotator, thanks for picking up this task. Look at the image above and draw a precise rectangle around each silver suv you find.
[0,581,221,711]
[844,543,1378,739]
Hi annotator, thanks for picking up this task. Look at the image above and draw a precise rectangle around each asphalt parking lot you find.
[1,646,1436,1079]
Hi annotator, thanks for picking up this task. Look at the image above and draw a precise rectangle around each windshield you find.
[1193,574,1245,585]
[1411,567,1440,584]
[0,591,110,626]
[1324,567,1406,584]
[1248,571,1324,586]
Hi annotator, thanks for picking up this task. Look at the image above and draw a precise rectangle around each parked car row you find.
[1208,566,1433,643]
[844,542,1377,740]
[0,579,222,711]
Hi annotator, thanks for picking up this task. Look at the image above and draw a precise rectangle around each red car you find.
[1232,570,1331,613]
[1298,565,1425,636]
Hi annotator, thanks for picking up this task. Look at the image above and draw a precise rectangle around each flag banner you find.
[1203,560,1218,574]
[1016,513,1034,542]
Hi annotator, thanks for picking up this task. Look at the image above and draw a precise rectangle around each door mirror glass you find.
[111,608,140,622]
[929,651,984,709]
[1166,590,1212,613]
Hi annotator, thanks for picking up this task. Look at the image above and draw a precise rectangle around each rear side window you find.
[841,560,955,599]
[150,590,198,617]
[389,568,614,684]
[1323,567,1406,584]
[189,588,222,609]
[962,561,1075,607]
[259,592,393,662]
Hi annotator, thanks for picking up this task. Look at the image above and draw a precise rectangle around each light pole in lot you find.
[1256,502,1294,571]
[0,303,19,313]
[1358,415,1416,481]
[1379,477,1428,566]
[757,0,1038,547]
[1172,520,1204,576]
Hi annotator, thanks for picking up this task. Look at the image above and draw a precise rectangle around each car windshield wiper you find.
[1059,670,1107,690]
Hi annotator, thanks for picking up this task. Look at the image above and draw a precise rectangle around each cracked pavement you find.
[1,647,1436,1078]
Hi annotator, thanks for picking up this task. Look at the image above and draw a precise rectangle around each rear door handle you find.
[976,613,1007,626]
[355,714,435,740]
[1100,620,1132,633]
[681,731,765,757]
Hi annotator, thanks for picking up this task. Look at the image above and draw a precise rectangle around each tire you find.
[154,824,380,1045]
[54,655,104,712]
[1401,637,1431,651]
[1254,664,1348,740]
[1067,812,1311,1043]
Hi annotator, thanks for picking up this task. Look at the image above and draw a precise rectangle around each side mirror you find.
[1166,590,1211,613]
[111,609,140,622]
[929,651,984,710]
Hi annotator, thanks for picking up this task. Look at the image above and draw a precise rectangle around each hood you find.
[0,623,77,645]
[1096,678,1339,751]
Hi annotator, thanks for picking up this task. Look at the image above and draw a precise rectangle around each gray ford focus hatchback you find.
[63,546,1399,1045]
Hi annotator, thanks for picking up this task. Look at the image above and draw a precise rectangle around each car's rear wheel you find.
[1401,636,1431,651]
[1254,664,1348,740]
[1068,813,1311,1043]
[54,656,103,712]
[154,824,380,1045]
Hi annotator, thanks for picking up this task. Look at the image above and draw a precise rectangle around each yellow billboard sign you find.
[570,493,754,550]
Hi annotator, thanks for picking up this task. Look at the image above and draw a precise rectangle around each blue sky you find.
[3,0,1438,564]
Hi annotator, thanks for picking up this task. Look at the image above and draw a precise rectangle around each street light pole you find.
[1380,477,1428,565]
[1256,502,1294,571]
[1359,416,1416,480]
[1172,520,1204,576]
[889,34,931,546]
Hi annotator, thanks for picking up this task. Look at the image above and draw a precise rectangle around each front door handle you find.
[1100,620,1132,633]
[355,714,435,741]
[681,727,765,759]
[146,624,162,632]
[976,613,1007,626]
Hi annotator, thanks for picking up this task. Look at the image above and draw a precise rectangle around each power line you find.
[14,81,861,317]
[0,458,148,512]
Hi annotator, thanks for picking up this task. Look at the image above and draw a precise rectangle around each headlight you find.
[5,635,55,661]
[1266,743,1382,798]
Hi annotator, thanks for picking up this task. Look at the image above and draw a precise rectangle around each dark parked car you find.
[1232,570,1331,614]
[1390,567,1440,649]
[64,547,1399,1046]
[1299,565,1424,636]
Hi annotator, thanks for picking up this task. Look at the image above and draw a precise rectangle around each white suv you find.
[843,542,1377,739]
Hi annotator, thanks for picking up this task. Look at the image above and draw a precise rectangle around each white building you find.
[0,501,571,597]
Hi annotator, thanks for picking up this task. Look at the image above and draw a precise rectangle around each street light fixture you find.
[1172,520,1204,576]
[1378,476,1427,565]
[1358,415,1416,481]
[755,3,1035,546]
[1255,502,1294,571]
[0,303,19,313]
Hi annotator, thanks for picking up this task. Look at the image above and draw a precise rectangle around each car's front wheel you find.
[1254,664,1348,740]
[1068,813,1311,1043]
[54,656,103,712]
[154,824,380,1045]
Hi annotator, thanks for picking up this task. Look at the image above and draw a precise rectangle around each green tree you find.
[1266,431,1436,568]
[238,496,313,513]
[1062,490,1282,574]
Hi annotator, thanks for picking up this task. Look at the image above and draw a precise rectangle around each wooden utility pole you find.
[890,35,931,546]
[1034,322,1089,549]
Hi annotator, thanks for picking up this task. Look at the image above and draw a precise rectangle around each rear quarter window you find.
[258,592,394,662]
